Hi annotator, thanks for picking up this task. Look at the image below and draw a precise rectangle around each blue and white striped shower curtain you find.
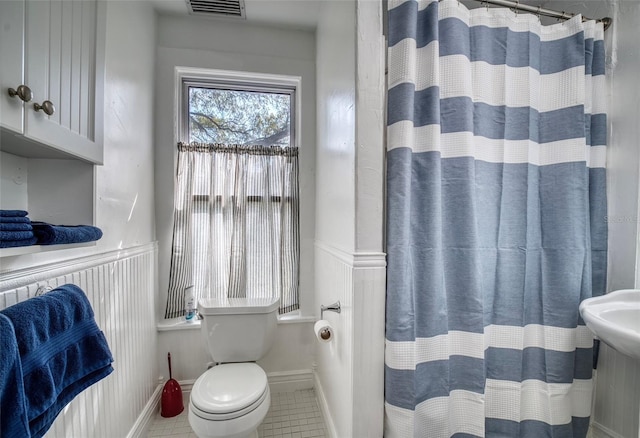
[384,1,607,437]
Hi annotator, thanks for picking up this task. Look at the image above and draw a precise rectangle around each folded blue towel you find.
[0,223,33,231]
[0,230,34,241]
[0,237,37,249]
[0,216,31,224]
[32,223,103,245]
[0,210,28,217]
[0,284,114,438]
[0,314,30,438]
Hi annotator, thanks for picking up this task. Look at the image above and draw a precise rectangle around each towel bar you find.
[36,286,52,296]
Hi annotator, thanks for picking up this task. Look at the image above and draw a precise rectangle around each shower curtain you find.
[384,1,607,437]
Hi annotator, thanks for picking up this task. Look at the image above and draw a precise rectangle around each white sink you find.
[579,289,640,361]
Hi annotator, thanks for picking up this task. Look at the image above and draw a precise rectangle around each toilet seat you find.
[190,363,269,421]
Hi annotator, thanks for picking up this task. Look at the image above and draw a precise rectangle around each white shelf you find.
[0,241,96,258]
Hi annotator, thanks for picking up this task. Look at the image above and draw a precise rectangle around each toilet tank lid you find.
[198,297,280,315]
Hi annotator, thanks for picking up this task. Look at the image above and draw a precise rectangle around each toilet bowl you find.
[188,363,270,438]
[188,297,279,438]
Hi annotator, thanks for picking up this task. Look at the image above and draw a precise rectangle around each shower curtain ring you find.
[536,6,542,22]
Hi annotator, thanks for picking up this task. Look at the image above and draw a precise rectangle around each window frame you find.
[171,67,303,318]
[175,67,302,147]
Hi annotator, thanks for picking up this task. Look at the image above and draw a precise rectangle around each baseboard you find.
[314,371,338,438]
[590,422,626,438]
[126,383,163,438]
[268,369,314,393]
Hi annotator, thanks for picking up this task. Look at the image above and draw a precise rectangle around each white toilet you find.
[188,297,279,438]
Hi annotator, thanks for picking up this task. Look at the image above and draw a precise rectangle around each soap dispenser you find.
[184,285,195,322]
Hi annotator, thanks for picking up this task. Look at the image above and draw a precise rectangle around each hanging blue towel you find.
[0,314,30,438]
[32,222,103,245]
[0,210,28,217]
[0,284,114,438]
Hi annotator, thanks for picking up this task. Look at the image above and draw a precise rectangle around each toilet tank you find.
[198,297,280,363]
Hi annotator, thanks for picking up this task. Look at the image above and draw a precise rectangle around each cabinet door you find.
[0,0,25,134]
[25,0,104,164]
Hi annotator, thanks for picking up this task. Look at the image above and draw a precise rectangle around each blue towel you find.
[0,223,33,231]
[32,223,103,245]
[0,284,114,438]
[0,314,30,438]
[0,210,28,217]
[0,216,31,224]
[0,230,34,240]
[0,237,37,249]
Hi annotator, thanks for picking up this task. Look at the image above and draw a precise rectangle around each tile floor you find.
[147,388,328,438]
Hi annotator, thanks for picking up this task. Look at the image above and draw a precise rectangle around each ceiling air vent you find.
[186,0,246,18]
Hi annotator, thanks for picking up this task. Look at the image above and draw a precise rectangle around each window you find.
[164,69,300,319]
[185,83,295,147]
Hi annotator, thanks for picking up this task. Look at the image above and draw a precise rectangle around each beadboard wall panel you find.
[314,241,386,438]
[591,343,640,438]
[314,241,354,438]
[0,243,158,438]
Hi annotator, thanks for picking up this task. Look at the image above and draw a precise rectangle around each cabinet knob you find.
[7,85,33,102]
[33,100,55,116]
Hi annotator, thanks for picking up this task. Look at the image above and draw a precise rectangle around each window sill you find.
[157,317,201,331]
[156,313,316,332]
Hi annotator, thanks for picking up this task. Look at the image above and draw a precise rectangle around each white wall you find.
[95,0,157,253]
[314,0,356,253]
[591,1,640,436]
[314,2,357,435]
[604,0,640,293]
[314,1,386,436]
[153,14,317,379]
[0,152,28,211]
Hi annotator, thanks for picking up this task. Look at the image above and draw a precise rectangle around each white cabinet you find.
[0,0,26,134]
[0,0,104,164]
[0,0,104,257]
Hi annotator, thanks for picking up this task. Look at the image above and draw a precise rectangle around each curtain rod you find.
[468,0,612,31]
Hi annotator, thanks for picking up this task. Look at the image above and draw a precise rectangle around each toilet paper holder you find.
[320,301,341,319]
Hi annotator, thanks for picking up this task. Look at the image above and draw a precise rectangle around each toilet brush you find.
[161,352,184,417]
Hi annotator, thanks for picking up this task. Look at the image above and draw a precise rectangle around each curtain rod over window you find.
[467,0,612,30]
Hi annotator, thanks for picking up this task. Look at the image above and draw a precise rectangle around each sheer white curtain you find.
[165,143,300,318]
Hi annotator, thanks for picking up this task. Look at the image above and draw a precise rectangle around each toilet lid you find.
[191,363,268,414]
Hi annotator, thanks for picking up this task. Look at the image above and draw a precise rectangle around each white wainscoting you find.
[314,241,386,438]
[591,343,640,438]
[0,243,158,438]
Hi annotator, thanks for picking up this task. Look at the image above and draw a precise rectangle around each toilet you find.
[188,296,280,438]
